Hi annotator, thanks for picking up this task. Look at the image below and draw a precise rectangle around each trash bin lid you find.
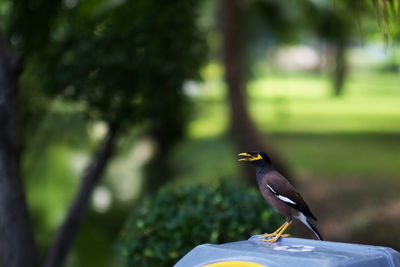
[175,235,400,267]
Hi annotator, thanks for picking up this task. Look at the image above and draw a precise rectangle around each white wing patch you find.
[266,184,297,205]
[277,195,296,205]
[266,184,277,194]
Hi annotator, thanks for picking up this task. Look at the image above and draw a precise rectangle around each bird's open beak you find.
[238,152,252,161]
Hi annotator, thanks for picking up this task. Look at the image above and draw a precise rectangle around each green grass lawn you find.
[174,70,400,183]
[189,72,400,135]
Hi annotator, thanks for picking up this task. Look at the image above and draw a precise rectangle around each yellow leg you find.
[262,221,292,242]
[258,221,291,239]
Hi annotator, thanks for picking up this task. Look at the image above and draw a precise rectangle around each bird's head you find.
[238,151,272,167]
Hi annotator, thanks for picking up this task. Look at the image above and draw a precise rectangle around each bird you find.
[238,151,323,242]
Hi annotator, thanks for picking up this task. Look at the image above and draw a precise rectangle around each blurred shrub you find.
[116,182,283,266]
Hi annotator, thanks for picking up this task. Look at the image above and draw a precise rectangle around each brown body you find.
[258,170,316,222]
[258,173,294,221]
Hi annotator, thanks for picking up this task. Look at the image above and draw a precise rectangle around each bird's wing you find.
[266,171,317,221]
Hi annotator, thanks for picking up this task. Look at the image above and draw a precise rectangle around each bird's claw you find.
[258,233,290,239]
[258,233,272,238]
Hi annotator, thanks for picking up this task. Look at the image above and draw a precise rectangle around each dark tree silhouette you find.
[0,37,39,267]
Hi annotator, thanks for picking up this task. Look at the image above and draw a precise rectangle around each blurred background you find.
[0,0,400,266]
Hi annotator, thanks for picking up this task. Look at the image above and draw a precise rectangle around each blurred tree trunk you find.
[143,147,171,194]
[43,122,118,267]
[333,41,347,97]
[220,0,292,185]
[142,96,187,194]
[0,38,39,267]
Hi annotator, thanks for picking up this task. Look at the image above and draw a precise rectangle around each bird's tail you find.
[305,217,323,241]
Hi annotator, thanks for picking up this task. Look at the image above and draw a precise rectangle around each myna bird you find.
[238,151,323,242]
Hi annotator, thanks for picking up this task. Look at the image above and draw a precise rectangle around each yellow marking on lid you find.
[203,261,267,267]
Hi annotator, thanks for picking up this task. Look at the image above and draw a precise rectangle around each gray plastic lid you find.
[175,235,400,267]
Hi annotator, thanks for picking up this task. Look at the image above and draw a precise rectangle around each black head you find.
[238,151,272,167]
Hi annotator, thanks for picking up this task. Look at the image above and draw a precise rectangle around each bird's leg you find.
[263,221,292,242]
[259,221,290,239]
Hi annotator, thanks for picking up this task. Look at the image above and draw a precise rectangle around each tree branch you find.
[43,122,119,267]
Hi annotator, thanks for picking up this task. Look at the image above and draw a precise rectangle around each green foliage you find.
[37,0,207,193]
[41,0,206,126]
[116,182,283,267]
[5,0,63,54]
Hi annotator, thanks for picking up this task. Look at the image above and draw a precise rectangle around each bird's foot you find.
[258,233,290,239]
[259,221,292,242]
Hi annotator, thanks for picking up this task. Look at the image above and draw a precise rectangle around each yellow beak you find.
[238,152,262,162]
[238,152,252,161]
